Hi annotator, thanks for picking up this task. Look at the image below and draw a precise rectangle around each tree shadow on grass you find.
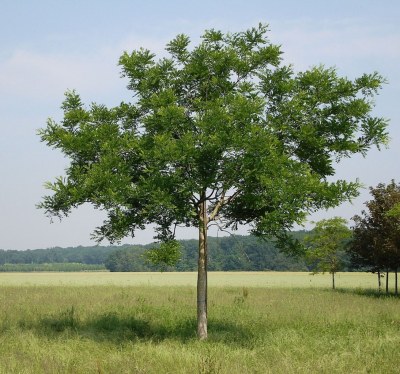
[36,309,195,343]
[328,288,400,299]
[23,308,256,347]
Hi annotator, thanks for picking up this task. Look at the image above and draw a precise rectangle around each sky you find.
[0,0,399,250]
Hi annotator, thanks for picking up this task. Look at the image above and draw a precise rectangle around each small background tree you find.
[349,181,400,294]
[304,217,351,289]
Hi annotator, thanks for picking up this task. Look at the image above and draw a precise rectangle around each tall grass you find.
[0,280,398,373]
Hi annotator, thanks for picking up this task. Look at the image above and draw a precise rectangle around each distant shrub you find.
[0,263,106,272]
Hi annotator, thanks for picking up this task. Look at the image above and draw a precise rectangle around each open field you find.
[0,272,398,373]
[0,271,380,288]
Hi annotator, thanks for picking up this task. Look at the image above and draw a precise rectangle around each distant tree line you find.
[0,234,315,272]
[0,263,105,272]
[0,245,117,265]
[105,234,313,272]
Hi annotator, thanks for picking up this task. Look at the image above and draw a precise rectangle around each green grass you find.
[0,272,398,373]
[0,271,379,288]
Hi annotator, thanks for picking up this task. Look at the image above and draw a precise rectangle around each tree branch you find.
[209,190,226,222]
[225,189,241,205]
[208,189,242,222]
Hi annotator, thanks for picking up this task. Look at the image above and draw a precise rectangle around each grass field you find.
[0,271,380,288]
[0,272,398,373]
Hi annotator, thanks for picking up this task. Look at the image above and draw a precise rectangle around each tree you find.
[349,181,400,294]
[350,213,386,291]
[304,217,351,289]
[38,24,388,339]
[387,203,400,220]
[105,245,151,272]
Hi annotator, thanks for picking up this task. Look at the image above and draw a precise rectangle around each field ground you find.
[0,271,381,288]
[0,272,398,373]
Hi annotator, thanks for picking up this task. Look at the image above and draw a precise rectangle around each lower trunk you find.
[378,271,381,293]
[395,269,398,296]
[197,198,208,340]
[386,270,389,294]
[332,272,335,290]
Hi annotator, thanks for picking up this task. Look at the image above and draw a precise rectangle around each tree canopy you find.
[38,24,388,339]
[304,217,351,289]
[350,181,400,275]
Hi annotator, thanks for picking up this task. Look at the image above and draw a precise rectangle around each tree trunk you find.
[332,272,335,290]
[395,269,398,296]
[378,271,381,293]
[386,270,389,294]
[197,197,208,340]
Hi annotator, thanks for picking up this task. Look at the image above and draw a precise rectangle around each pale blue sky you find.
[0,0,399,249]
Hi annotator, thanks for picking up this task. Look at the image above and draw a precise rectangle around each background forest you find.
[0,233,327,272]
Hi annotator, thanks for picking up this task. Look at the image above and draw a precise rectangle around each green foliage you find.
[349,180,400,272]
[387,202,400,219]
[144,240,182,267]
[0,263,105,272]
[38,23,388,250]
[304,217,351,275]
[0,245,116,265]
[104,245,154,272]
[104,235,308,272]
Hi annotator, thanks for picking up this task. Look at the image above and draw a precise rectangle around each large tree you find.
[38,24,388,339]
[304,217,351,289]
[350,181,400,294]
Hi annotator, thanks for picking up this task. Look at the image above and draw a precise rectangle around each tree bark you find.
[197,196,208,340]
[395,269,398,296]
[386,270,389,294]
[378,271,381,293]
[332,272,335,290]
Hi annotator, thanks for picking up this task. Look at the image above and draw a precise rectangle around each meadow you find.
[0,272,398,373]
